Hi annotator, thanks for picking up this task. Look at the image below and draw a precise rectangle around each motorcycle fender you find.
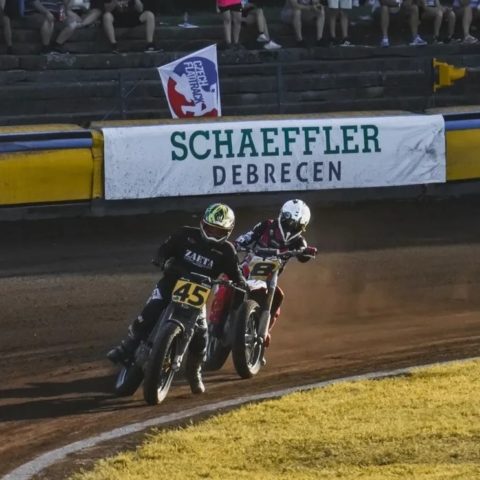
[167,317,186,331]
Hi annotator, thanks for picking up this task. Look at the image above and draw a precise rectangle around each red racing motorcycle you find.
[205,247,308,378]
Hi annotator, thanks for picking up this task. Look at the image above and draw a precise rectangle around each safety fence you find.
[0,112,479,207]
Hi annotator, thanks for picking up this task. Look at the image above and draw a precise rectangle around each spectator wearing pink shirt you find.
[216,0,243,48]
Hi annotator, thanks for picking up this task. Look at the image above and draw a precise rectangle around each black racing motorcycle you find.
[114,271,239,405]
[205,247,306,379]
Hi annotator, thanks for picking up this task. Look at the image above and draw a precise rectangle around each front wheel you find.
[114,363,144,397]
[231,299,264,379]
[204,323,231,371]
[143,322,182,405]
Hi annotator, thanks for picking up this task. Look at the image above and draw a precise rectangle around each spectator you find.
[373,0,427,46]
[24,0,67,53]
[241,0,282,49]
[103,0,156,53]
[453,0,479,43]
[216,0,243,49]
[0,0,13,53]
[418,0,455,43]
[52,0,104,52]
[328,0,353,45]
[281,0,326,46]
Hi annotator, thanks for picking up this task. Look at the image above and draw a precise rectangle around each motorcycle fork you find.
[168,315,197,372]
[258,272,278,342]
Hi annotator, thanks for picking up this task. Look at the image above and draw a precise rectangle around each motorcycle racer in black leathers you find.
[107,203,246,394]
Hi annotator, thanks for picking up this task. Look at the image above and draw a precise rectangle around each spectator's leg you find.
[340,9,349,39]
[421,7,439,39]
[222,10,232,45]
[0,9,13,50]
[404,0,420,39]
[0,0,12,50]
[292,8,303,41]
[329,8,339,41]
[445,8,455,39]
[55,11,82,45]
[80,8,102,27]
[433,7,443,38]
[380,5,390,39]
[461,6,472,38]
[232,10,242,44]
[139,10,155,43]
[40,13,55,47]
[315,7,325,40]
[103,11,117,44]
[256,8,269,39]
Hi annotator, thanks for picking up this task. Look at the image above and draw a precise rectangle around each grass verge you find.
[71,359,480,480]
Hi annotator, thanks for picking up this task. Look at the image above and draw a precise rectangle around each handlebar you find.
[237,246,307,259]
[189,271,247,293]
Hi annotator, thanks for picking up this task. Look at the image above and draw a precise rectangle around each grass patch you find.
[71,360,480,480]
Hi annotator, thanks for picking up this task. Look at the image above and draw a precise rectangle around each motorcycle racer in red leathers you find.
[209,199,317,357]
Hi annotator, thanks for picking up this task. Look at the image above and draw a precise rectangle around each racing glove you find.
[235,233,254,250]
[151,247,164,267]
[237,277,250,292]
[301,246,317,259]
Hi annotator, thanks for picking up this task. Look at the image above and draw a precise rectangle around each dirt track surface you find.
[1,199,480,479]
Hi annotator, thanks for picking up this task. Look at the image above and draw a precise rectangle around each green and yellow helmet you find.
[200,203,235,243]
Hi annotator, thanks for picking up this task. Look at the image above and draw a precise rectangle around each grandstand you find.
[0,3,479,125]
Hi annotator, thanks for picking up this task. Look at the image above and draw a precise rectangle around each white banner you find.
[103,115,446,200]
[157,44,221,119]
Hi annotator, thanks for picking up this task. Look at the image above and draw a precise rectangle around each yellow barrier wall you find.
[446,129,480,181]
[0,149,95,205]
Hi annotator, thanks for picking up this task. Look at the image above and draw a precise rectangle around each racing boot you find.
[185,352,205,394]
[107,318,143,364]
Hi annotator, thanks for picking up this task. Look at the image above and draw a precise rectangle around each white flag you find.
[157,44,221,119]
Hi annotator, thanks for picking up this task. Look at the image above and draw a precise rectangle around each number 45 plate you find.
[172,279,211,308]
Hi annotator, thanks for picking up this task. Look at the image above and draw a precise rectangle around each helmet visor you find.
[280,214,302,236]
[202,221,231,242]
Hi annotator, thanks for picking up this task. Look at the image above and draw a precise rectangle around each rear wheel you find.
[232,300,263,379]
[114,364,143,397]
[143,323,182,405]
[204,323,231,371]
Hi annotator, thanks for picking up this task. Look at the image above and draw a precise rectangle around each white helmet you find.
[200,203,235,243]
[278,199,311,243]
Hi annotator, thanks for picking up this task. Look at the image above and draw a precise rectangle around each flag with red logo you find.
[157,45,221,119]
